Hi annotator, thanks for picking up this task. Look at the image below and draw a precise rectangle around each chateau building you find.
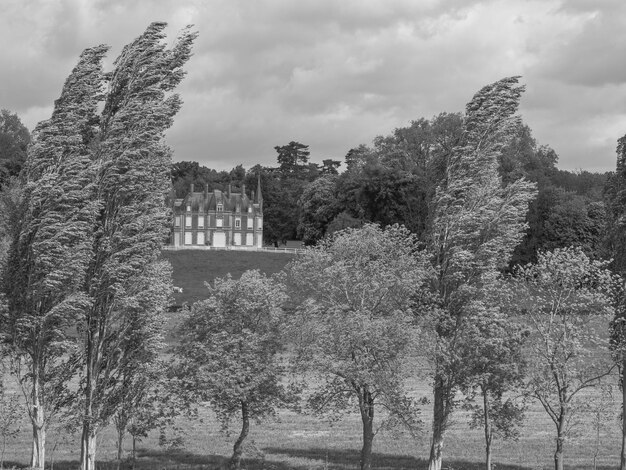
[170,177,263,248]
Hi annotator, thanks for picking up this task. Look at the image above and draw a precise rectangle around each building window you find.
[217,203,223,212]
[185,215,192,227]
[247,217,253,229]
[186,205,191,212]
[174,216,181,227]
[198,215,204,228]
[184,232,192,245]
[216,217,223,228]
[248,205,252,213]
[235,218,241,229]
[256,217,262,229]
[197,232,205,245]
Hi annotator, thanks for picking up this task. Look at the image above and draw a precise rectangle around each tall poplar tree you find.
[78,23,196,470]
[606,133,626,469]
[426,77,536,470]
[0,45,107,470]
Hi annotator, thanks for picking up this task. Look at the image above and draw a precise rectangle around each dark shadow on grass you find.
[24,449,620,470]
[263,446,541,470]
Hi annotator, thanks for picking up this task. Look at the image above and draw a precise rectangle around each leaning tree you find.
[425,76,536,470]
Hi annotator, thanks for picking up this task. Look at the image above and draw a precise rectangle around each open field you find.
[1,375,622,470]
[1,250,624,469]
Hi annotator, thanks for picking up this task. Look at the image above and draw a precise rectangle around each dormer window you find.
[186,205,191,212]
[217,203,223,212]
[248,206,252,213]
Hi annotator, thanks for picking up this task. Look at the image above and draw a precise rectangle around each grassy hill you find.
[161,249,295,306]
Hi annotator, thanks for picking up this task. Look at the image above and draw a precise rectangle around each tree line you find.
[0,25,625,470]
[172,122,609,268]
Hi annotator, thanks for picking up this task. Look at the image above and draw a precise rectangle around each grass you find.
[1,250,624,469]
[162,249,295,306]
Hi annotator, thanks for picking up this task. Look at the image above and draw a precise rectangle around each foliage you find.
[605,134,626,276]
[0,109,30,188]
[458,299,528,469]
[285,223,431,470]
[112,359,176,463]
[0,44,107,470]
[175,270,294,469]
[425,76,536,470]
[42,22,196,470]
[275,141,311,175]
[0,178,24,272]
[296,175,341,245]
[511,247,621,470]
[335,113,463,240]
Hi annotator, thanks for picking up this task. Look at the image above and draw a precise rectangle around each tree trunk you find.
[554,435,564,470]
[30,424,45,470]
[80,424,97,470]
[30,369,46,470]
[428,379,449,470]
[1,435,6,470]
[621,359,626,470]
[358,386,375,470]
[80,323,97,470]
[132,435,137,470]
[482,389,492,470]
[116,426,124,462]
[229,400,250,470]
[554,412,566,470]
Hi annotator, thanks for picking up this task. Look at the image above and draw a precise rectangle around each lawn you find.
[0,250,624,469]
[162,249,296,306]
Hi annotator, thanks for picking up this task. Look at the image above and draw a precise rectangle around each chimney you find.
[228,183,232,197]
[242,183,246,197]
[204,183,209,197]
[190,183,194,194]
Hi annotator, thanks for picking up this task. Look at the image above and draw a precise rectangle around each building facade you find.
[170,178,263,248]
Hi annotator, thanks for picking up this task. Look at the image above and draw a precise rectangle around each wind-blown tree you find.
[426,76,536,470]
[0,45,106,470]
[176,270,294,470]
[285,224,431,470]
[605,133,626,469]
[77,23,195,470]
[511,248,620,470]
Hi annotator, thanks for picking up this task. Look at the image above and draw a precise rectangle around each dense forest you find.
[171,116,611,268]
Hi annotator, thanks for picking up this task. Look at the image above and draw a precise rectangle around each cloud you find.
[537,1,626,87]
[1,0,624,172]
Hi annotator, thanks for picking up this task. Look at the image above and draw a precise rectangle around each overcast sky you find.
[1,0,625,172]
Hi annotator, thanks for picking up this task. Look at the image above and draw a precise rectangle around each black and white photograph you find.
[0,1,625,469]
